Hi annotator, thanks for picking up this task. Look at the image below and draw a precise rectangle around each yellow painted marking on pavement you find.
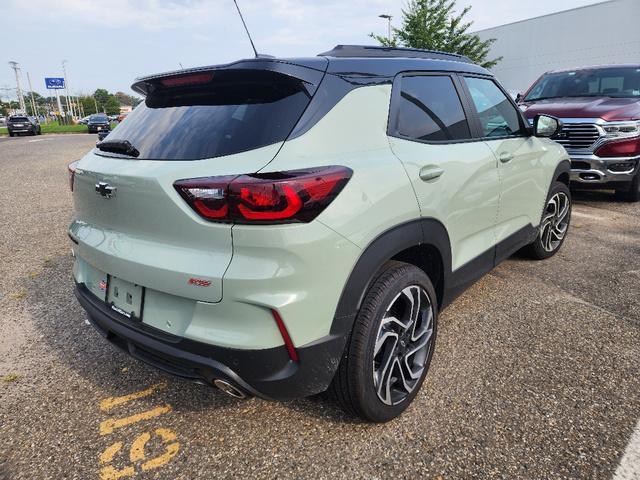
[129,432,151,462]
[99,405,172,435]
[141,429,180,472]
[99,383,166,412]
[99,464,135,480]
[99,441,123,465]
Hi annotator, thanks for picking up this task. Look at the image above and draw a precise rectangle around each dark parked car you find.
[519,65,640,201]
[87,114,110,134]
[7,115,41,136]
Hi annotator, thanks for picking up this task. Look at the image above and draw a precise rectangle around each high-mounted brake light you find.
[68,161,79,192]
[174,166,352,224]
[160,72,214,88]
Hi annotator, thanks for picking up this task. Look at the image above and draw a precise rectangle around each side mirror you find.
[534,114,562,138]
[515,92,523,103]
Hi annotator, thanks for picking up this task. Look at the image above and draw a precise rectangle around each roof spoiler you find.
[130,58,328,97]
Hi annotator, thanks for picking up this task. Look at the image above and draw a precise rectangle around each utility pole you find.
[62,60,75,119]
[93,96,98,114]
[26,72,38,118]
[379,14,393,43]
[8,61,26,113]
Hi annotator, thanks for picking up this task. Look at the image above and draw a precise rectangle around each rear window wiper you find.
[96,139,140,158]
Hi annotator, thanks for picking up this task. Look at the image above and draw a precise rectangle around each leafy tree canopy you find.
[370,0,501,69]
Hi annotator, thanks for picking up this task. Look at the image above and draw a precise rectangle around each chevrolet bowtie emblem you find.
[95,181,117,198]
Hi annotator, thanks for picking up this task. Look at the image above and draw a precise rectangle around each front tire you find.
[614,171,640,202]
[522,181,571,260]
[329,261,438,422]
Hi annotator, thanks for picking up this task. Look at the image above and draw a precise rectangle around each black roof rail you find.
[318,45,472,63]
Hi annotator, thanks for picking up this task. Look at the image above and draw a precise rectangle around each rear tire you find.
[614,171,640,202]
[522,181,572,260]
[329,261,438,422]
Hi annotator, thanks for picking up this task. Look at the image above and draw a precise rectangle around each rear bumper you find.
[570,154,640,185]
[75,282,346,400]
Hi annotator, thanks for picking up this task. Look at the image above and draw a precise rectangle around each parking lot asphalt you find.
[0,134,639,480]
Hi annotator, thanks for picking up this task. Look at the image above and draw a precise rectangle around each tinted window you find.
[464,77,524,138]
[10,116,28,122]
[90,114,108,121]
[524,67,640,101]
[101,69,312,160]
[395,75,471,142]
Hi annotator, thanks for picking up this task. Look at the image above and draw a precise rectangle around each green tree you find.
[104,96,121,115]
[93,88,110,106]
[370,0,501,69]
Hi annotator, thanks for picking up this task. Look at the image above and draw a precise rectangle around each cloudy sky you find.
[0,0,604,98]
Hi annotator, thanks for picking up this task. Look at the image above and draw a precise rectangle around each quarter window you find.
[395,75,472,142]
[463,77,525,138]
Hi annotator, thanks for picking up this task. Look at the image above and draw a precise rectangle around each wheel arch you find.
[553,159,571,187]
[331,218,452,337]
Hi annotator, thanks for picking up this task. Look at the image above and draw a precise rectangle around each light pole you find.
[379,14,393,43]
[8,61,26,113]
[62,60,76,119]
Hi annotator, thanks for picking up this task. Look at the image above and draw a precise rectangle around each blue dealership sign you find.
[45,77,65,89]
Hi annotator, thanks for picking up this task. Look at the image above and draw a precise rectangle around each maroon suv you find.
[519,65,640,201]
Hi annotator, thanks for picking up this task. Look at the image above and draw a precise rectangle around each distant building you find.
[119,105,133,114]
[476,0,640,93]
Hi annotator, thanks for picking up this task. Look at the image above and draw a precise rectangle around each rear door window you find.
[392,75,472,142]
[100,69,313,160]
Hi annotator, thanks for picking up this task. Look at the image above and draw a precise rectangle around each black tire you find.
[8,132,14,137]
[522,181,572,260]
[614,171,640,202]
[329,261,438,422]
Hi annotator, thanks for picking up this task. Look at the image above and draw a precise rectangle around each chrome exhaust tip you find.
[213,379,247,399]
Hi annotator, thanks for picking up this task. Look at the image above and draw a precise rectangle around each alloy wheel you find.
[373,285,434,406]
[540,192,570,253]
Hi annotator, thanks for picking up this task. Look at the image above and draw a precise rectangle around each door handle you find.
[419,166,444,182]
[499,152,514,163]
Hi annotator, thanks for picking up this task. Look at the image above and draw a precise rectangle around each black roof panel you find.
[319,44,472,63]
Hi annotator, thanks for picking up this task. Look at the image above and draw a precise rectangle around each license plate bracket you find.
[107,276,144,321]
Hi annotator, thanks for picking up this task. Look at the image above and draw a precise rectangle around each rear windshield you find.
[99,69,313,160]
[525,67,640,101]
[90,115,108,121]
[10,117,28,122]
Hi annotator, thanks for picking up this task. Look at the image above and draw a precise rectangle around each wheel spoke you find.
[372,284,436,406]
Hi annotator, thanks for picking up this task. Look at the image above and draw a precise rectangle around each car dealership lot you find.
[0,135,639,479]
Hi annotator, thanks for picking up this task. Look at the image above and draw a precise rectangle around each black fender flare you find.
[552,159,571,186]
[330,218,452,337]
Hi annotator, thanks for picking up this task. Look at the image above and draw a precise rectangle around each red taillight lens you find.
[595,138,640,157]
[173,166,352,224]
[68,161,79,192]
[173,175,235,221]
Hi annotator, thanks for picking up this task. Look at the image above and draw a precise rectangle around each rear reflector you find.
[174,166,352,224]
[68,161,79,192]
[271,309,299,362]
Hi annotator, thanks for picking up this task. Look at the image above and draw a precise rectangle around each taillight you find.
[174,166,352,224]
[595,138,640,157]
[68,161,79,192]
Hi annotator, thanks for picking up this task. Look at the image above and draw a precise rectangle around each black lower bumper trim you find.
[75,283,346,401]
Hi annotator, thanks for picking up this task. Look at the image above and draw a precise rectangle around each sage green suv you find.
[69,45,571,422]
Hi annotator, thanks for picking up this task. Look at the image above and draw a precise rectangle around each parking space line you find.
[100,383,166,412]
[614,419,640,480]
[99,405,172,435]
